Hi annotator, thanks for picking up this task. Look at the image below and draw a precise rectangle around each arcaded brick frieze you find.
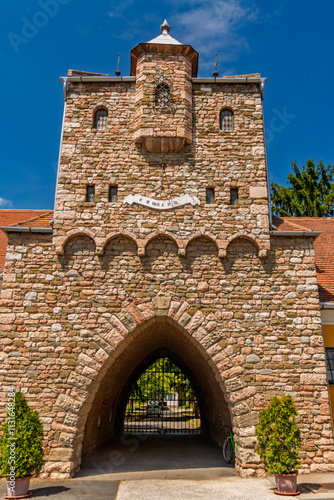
[0,232,333,477]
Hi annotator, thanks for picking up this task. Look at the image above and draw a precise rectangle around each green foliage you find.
[271,159,334,217]
[131,358,195,403]
[0,392,44,478]
[255,395,302,475]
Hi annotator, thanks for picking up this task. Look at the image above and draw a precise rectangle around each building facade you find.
[272,216,334,426]
[0,23,333,478]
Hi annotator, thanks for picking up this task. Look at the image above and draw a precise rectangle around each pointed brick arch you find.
[51,298,260,478]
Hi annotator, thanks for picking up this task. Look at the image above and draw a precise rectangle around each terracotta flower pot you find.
[5,476,32,499]
[274,473,300,496]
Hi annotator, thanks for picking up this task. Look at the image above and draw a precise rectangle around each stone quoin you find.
[0,21,333,479]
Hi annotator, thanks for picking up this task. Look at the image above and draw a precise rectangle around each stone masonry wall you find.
[1,231,333,478]
[53,78,270,257]
[0,47,333,479]
[134,52,193,145]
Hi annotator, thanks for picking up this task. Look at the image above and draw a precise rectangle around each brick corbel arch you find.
[96,230,138,256]
[50,297,260,479]
[221,232,269,258]
[55,228,96,255]
[186,231,224,257]
[140,230,185,257]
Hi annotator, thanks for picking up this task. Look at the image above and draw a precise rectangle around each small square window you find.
[230,188,238,205]
[86,185,95,202]
[206,188,215,204]
[109,186,118,202]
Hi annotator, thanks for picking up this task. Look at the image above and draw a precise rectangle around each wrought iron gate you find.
[123,357,201,434]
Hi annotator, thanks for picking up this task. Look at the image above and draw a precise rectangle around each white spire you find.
[148,19,182,45]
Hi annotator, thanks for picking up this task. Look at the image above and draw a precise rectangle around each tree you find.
[255,395,302,475]
[271,159,334,217]
[0,392,44,478]
[131,357,195,404]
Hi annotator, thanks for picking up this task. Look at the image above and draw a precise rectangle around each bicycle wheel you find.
[223,437,234,463]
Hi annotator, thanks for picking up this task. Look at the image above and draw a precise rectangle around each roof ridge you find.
[0,209,51,212]
[280,218,313,231]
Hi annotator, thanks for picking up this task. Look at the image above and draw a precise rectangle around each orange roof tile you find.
[274,216,334,302]
[0,210,53,273]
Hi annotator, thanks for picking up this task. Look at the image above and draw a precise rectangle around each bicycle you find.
[222,427,235,463]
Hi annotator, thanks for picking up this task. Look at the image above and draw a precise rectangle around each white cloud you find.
[0,197,13,208]
[171,0,260,69]
[107,0,262,71]
[107,0,134,19]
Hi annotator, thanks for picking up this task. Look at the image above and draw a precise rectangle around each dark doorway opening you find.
[124,357,201,435]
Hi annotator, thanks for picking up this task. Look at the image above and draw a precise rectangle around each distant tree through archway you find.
[123,356,201,435]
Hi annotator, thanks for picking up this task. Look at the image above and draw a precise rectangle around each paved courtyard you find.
[1,436,334,499]
[78,435,233,479]
[1,474,334,500]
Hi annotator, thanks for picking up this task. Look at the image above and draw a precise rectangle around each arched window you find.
[155,83,170,108]
[220,109,234,131]
[94,108,108,129]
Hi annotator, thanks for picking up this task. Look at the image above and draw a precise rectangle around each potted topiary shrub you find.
[256,395,302,496]
[0,391,44,498]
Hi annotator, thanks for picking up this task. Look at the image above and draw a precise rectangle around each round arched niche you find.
[81,317,232,458]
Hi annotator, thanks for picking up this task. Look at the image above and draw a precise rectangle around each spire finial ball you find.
[160,19,171,34]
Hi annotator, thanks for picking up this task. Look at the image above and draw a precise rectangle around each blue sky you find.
[1,0,333,209]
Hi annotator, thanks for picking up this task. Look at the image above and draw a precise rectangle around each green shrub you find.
[255,395,302,475]
[0,392,44,478]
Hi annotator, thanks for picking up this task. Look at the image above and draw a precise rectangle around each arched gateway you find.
[58,306,248,477]
[1,20,333,480]
[80,316,232,458]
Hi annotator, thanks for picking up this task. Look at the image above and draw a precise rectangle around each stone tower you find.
[132,19,196,153]
[53,20,271,258]
[1,22,333,479]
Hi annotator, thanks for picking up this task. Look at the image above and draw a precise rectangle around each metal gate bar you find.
[124,357,201,435]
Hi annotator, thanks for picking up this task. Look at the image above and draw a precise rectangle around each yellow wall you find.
[330,386,334,427]
[323,324,334,347]
[322,324,334,426]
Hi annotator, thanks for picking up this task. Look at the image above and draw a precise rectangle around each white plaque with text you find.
[123,194,200,210]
